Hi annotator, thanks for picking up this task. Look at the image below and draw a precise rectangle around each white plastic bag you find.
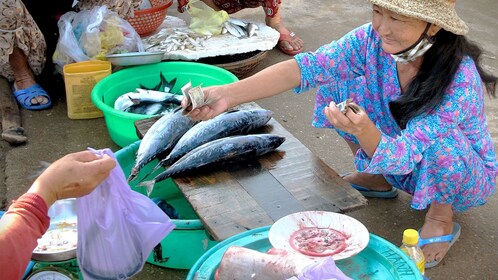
[76,148,175,279]
[53,5,144,71]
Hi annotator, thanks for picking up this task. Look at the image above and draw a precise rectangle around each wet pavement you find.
[1,0,497,279]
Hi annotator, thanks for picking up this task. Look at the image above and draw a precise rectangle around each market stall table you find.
[134,103,367,241]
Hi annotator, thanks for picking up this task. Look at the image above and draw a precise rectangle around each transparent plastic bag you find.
[53,5,144,72]
[186,0,229,36]
[76,148,175,279]
[287,257,352,280]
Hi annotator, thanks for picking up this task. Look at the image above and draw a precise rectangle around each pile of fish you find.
[113,72,183,115]
[222,18,259,38]
[128,108,285,195]
[144,28,211,53]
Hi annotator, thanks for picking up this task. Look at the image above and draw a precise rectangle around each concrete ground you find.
[1,0,497,279]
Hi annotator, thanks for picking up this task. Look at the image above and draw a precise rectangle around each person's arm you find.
[0,151,116,279]
[187,59,301,120]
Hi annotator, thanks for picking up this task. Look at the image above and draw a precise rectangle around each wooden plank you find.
[134,102,367,241]
[0,77,27,145]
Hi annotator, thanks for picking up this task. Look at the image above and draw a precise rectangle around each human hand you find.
[182,86,231,121]
[27,151,116,207]
[324,101,381,157]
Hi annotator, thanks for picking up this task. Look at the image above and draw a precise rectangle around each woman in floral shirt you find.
[185,0,497,269]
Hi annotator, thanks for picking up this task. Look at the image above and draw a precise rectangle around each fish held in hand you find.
[139,134,286,196]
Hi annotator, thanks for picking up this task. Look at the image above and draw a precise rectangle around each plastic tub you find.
[187,226,424,280]
[91,61,238,147]
[115,140,219,269]
[63,60,111,119]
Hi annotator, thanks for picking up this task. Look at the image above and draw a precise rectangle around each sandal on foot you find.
[418,222,461,268]
[351,183,399,199]
[277,31,303,56]
[13,84,52,110]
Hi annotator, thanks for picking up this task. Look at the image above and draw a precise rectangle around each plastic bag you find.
[53,5,144,72]
[287,257,352,280]
[76,148,175,279]
[186,0,229,36]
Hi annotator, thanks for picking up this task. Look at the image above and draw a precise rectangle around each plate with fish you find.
[268,211,369,260]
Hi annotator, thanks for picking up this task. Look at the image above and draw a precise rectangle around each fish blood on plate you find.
[139,134,285,195]
[128,107,199,182]
[150,109,274,172]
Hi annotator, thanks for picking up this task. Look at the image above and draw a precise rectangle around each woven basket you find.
[127,0,172,36]
[197,51,268,79]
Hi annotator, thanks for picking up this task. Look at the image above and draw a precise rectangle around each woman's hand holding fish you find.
[183,86,231,121]
[324,101,380,158]
[28,151,116,207]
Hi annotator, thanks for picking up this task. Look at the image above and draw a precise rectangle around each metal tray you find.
[105,51,164,66]
[187,226,423,280]
[32,199,78,262]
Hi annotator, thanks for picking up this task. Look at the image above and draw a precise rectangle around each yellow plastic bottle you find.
[400,229,426,275]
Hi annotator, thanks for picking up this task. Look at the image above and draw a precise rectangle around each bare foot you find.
[342,171,392,191]
[419,203,454,266]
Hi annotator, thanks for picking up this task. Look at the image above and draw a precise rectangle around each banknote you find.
[336,98,360,114]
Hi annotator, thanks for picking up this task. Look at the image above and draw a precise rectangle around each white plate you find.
[105,51,164,66]
[268,211,369,260]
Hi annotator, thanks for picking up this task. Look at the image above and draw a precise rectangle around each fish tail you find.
[137,180,156,197]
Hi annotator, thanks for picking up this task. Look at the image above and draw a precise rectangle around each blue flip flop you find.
[418,222,461,268]
[351,183,399,198]
[13,83,52,110]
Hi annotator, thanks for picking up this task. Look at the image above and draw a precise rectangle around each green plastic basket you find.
[115,140,219,269]
[92,61,238,147]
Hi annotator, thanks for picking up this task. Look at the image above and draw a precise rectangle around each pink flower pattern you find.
[293,23,497,212]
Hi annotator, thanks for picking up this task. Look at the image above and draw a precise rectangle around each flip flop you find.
[277,31,303,56]
[13,83,52,111]
[418,222,461,268]
[351,183,399,199]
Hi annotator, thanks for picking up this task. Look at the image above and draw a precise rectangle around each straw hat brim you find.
[368,0,469,35]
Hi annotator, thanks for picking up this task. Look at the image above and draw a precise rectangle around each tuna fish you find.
[127,107,199,182]
[114,89,182,112]
[138,134,286,195]
[150,109,273,172]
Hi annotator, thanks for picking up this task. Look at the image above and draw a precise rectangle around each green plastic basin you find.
[115,140,219,269]
[92,61,238,147]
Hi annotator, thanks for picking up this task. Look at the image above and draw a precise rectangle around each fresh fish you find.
[139,134,286,195]
[227,17,248,28]
[246,23,259,37]
[123,95,182,115]
[152,109,273,171]
[114,89,181,112]
[128,107,199,182]
[223,21,246,38]
[140,73,177,93]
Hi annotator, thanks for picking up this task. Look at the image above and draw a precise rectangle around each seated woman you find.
[0,0,142,111]
[183,0,497,269]
[177,0,304,55]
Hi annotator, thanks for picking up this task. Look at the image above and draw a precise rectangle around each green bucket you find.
[92,61,238,147]
[115,141,219,269]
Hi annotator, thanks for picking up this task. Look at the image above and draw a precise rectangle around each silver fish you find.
[139,134,286,195]
[149,109,273,173]
[246,23,259,37]
[223,21,246,38]
[128,107,199,182]
[114,89,181,112]
[227,17,248,28]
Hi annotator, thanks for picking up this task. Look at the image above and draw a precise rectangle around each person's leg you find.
[341,139,392,191]
[262,0,303,55]
[9,47,48,106]
[420,203,454,265]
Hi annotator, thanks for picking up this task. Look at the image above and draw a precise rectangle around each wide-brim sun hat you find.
[368,0,469,35]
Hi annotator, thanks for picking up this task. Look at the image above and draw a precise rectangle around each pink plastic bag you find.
[76,148,175,279]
